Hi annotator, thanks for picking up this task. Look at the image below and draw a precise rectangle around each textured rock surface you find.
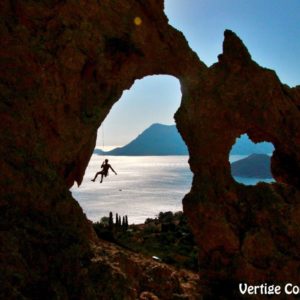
[1,0,299,299]
[90,239,201,299]
[176,30,300,298]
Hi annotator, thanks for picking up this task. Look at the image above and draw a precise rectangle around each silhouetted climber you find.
[91,159,117,183]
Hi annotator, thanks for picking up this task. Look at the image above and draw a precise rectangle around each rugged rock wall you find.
[1,0,299,298]
[176,30,300,299]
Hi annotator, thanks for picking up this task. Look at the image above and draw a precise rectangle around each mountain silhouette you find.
[98,123,188,156]
[94,124,274,156]
[231,154,273,178]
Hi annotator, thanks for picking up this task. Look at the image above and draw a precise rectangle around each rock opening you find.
[229,133,275,185]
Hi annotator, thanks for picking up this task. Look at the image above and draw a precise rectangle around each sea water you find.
[71,155,274,224]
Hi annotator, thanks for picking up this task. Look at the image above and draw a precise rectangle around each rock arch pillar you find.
[176,30,300,298]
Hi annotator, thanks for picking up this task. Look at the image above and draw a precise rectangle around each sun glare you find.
[134,16,142,26]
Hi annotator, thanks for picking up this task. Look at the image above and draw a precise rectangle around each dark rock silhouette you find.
[1,0,300,299]
[231,154,273,178]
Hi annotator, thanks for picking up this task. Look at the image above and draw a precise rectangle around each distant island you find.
[231,153,273,179]
[95,123,188,156]
[94,123,274,156]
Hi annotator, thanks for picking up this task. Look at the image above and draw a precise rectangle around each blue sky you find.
[98,0,300,148]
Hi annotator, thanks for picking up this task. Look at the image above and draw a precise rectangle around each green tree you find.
[158,211,173,223]
[109,212,113,229]
[100,216,109,226]
[116,213,119,227]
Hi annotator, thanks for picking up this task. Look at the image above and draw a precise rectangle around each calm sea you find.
[71,155,274,224]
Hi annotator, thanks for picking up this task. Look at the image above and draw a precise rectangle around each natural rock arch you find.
[176,30,300,297]
[1,0,300,298]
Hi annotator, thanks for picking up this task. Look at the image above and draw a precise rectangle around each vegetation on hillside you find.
[93,211,198,271]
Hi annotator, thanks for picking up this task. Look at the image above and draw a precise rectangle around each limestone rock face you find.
[1,0,299,298]
[176,30,300,298]
[90,241,201,300]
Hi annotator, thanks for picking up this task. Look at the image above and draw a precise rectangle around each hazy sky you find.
[97,0,300,148]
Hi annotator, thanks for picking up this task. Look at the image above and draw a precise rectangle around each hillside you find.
[231,153,273,178]
[92,236,201,299]
[94,124,274,156]
[93,211,198,271]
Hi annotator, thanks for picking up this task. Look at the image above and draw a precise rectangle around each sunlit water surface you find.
[71,155,274,224]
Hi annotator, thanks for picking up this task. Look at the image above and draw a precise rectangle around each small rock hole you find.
[229,134,275,185]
